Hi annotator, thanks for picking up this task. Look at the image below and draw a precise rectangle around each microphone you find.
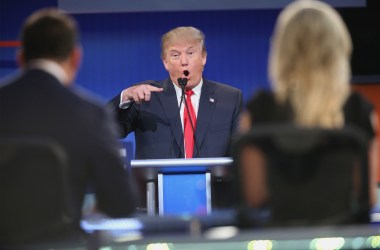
[178,72,188,87]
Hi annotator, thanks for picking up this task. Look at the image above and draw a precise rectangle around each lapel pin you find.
[209,98,215,103]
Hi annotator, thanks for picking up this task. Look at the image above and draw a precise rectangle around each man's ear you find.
[62,46,82,86]
[71,46,82,71]
[63,46,82,85]
[202,52,207,67]
[16,49,25,68]
[162,58,170,71]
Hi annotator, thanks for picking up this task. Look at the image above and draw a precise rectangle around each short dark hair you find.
[20,8,79,63]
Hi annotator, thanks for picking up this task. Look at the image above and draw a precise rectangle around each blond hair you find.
[269,0,351,128]
[161,26,207,59]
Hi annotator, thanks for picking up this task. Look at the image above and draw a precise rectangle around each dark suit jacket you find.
[0,69,136,225]
[109,78,242,159]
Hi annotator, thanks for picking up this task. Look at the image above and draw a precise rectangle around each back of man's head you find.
[20,8,79,63]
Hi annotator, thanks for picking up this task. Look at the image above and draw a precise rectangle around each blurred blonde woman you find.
[240,0,378,207]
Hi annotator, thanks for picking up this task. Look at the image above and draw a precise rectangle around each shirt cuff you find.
[119,90,132,109]
[119,100,132,109]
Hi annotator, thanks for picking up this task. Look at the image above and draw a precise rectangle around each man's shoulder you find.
[0,70,22,88]
[204,79,241,94]
[61,86,107,118]
[71,86,107,111]
[0,70,39,91]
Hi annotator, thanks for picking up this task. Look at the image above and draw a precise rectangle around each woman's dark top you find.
[245,90,375,139]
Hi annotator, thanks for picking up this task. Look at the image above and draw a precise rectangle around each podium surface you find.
[131,157,233,215]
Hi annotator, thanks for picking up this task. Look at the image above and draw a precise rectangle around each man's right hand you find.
[121,83,163,104]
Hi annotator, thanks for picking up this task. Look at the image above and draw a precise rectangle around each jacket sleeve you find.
[88,105,138,217]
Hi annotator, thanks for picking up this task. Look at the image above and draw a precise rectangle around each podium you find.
[131,157,233,216]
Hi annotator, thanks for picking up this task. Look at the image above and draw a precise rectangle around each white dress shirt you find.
[173,79,202,130]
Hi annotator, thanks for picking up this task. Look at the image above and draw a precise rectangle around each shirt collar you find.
[173,78,203,99]
[26,59,69,85]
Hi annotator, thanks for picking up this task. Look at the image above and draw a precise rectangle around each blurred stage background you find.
[0,0,379,182]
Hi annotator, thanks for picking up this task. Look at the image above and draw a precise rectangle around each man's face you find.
[162,40,207,90]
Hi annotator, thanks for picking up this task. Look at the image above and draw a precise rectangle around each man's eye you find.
[171,53,179,58]
[187,51,195,56]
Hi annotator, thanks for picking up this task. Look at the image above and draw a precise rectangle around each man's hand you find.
[122,84,163,104]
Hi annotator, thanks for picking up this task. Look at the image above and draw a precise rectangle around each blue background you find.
[1,0,379,150]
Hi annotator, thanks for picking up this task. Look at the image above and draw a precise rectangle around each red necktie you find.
[184,90,197,158]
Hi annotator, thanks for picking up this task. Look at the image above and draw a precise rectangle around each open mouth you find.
[183,70,190,78]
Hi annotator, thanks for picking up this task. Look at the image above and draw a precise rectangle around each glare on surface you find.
[310,237,345,250]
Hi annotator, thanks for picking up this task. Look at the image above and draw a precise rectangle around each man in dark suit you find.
[0,8,136,238]
[109,26,242,159]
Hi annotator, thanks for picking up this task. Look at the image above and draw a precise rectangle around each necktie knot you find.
[185,90,194,98]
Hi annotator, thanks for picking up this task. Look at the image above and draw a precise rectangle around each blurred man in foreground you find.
[0,8,136,245]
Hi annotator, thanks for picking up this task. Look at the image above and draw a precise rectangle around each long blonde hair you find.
[269,0,352,128]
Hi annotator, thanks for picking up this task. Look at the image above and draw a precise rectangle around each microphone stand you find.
[178,77,199,157]
[168,78,186,158]
[168,71,200,158]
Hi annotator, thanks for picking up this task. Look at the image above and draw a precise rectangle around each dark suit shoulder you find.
[344,92,375,138]
[203,78,241,94]
[344,92,374,114]
[0,70,23,89]
[246,90,293,125]
[71,86,108,112]
[246,90,276,109]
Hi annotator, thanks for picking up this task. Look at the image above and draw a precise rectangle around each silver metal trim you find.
[206,172,212,214]
[131,157,232,167]
[158,173,164,216]
[146,181,156,216]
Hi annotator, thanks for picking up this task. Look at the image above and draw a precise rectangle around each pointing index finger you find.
[147,85,164,92]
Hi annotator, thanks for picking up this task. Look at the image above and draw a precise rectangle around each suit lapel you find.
[195,79,216,157]
[157,79,184,157]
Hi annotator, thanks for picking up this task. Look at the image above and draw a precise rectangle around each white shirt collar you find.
[27,59,69,85]
[173,78,203,100]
